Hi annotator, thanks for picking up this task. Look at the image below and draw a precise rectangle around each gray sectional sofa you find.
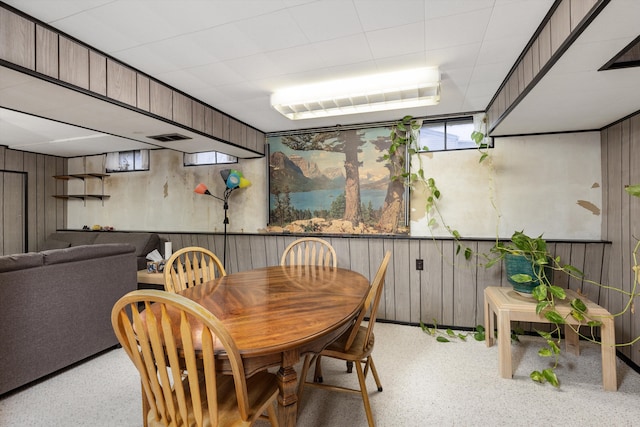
[0,243,137,395]
[43,231,163,270]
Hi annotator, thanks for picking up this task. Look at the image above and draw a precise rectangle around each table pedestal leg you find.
[277,350,300,427]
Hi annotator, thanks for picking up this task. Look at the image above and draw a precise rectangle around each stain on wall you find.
[577,200,600,215]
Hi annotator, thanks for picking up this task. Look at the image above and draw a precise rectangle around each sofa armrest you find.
[0,252,43,273]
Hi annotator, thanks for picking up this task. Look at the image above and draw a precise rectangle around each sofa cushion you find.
[93,232,159,257]
[42,238,71,250]
[42,243,135,265]
[48,232,98,246]
[0,252,43,273]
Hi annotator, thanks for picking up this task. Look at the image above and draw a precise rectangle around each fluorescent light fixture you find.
[270,67,440,120]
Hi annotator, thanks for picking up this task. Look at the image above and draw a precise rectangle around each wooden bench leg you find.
[600,318,617,391]
[484,290,495,347]
[497,309,512,378]
[564,324,580,356]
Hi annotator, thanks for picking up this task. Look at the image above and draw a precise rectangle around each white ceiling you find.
[0,0,638,158]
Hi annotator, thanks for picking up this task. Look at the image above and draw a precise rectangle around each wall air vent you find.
[147,133,192,142]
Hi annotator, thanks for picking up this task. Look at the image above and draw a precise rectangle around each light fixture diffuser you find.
[270,67,440,120]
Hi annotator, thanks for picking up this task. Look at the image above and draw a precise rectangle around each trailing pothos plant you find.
[384,115,475,259]
[485,230,606,387]
[420,320,486,342]
[485,186,640,387]
[387,113,640,387]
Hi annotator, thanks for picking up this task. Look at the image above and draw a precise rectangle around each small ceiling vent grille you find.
[147,133,192,142]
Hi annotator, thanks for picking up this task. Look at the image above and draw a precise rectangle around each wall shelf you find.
[53,173,110,204]
[53,173,110,180]
[53,194,111,200]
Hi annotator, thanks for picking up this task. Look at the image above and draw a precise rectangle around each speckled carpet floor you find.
[2,322,640,426]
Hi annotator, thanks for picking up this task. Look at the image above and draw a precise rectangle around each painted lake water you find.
[270,188,387,212]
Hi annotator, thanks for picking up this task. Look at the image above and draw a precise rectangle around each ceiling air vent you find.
[147,133,192,142]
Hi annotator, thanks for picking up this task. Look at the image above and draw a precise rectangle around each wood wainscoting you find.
[157,233,610,331]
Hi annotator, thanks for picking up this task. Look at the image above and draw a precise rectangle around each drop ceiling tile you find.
[462,82,494,104]
[114,44,185,76]
[441,66,474,92]
[309,34,375,70]
[263,44,329,76]
[461,95,491,112]
[143,0,287,32]
[288,1,362,42]
[210,80,265,104]
[425,9,492,51]
[44,11,136,54]
[153,70,210,95]
[354,0,424,32]
[477,36,531,65]
[183,62,246,88]
[133,36,221,71]
[190,24,263,62]
[115,24,256,73]
[366,21,425,59]
[485,0,554,41]
[425,0,493,20]
[235,9,308,52]
[425,43,481,69]
[224,54,284,82]
[468,61,513,86]
[374,52,428,72]
[1,0,111,23]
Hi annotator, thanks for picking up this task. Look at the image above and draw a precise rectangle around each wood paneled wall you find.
[601,111,640,364]
[158,232,610,330]
[0,147,66,254]
[487,0,602,131]
[0,4,265,156]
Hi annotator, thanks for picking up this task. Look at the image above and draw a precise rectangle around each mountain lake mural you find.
[267,126,409,235]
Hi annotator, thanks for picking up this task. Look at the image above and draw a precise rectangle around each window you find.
[183,151,237,166]
[419,122,446,151]
[105,150,149,172]
[418,117,492,152]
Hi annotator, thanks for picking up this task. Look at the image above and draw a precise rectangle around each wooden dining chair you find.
[280,237,337,267]
[163,246,226,293]
[111,289,279,427]
[297,251,391,427]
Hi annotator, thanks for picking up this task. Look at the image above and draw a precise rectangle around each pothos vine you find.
[385,114,640,387]
[384,114,490,260]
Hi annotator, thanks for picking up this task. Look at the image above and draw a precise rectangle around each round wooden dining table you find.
[177,264,370,427]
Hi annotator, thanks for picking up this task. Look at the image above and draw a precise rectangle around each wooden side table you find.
[483,286,617,391]
[137,269,165,289]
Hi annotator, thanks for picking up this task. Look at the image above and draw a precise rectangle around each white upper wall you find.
[68,132,602,240]
[410,132,602,239]
[67,151,267,233]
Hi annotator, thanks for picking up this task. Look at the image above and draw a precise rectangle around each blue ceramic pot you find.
[504,253,553,295]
